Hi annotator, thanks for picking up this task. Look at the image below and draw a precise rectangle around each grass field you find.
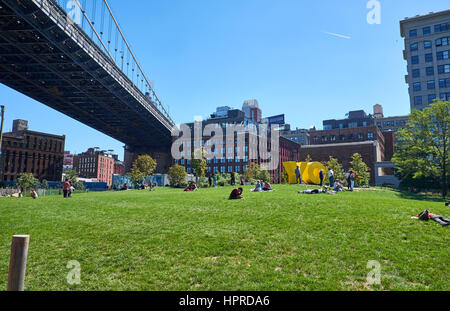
[0,185,448,291]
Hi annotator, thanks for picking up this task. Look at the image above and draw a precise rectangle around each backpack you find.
[418,210,430,221]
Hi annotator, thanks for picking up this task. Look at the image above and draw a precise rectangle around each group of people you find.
[251,180,272,192]
[184,182,198,192]
[295,165,356,191]
[62,180,75,198]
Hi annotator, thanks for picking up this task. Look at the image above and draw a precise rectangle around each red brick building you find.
[73,148,114,187]
[0,120,65,182]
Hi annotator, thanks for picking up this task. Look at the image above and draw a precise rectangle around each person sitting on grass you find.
[229,187,243,200]
[252,180,263,192]
[415,209,450,227]
[262,181,272,192]
[333,180,344,192]
[184,182,198,192]
[30,189,38,199]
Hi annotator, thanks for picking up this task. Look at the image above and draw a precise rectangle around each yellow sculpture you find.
[283,161,327,185]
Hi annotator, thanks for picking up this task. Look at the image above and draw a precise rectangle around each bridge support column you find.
[124,147,172,175]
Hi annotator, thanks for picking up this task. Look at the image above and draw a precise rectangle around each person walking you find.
[319,169,325,186]
[349,171,355,191]
[328,168,335,188]
[230,172,236,186]
[63,180,70,198]
[346,171,351,190]
[208,173,212,188]
[213,174,218,187]
[295,165,302,185]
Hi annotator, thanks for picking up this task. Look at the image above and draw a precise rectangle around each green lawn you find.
[0,185,448,291]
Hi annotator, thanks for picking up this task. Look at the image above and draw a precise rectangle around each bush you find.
[168,165,187,187]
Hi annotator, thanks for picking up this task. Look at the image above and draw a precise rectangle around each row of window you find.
[408,23,450,38]
[413,94,449,105]
[186,166,249,174]
[410,37,450,51]
[378,120,407,128]
[312,132,374,143]
[412,65,450,78]
[413,78,450,91]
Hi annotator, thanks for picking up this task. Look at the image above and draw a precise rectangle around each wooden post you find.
[7,235,30,291]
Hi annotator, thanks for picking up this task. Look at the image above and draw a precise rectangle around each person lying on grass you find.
[229,187,244,200]
[184,182,198,192]
[413,209,450,227]
[298,186,337,195]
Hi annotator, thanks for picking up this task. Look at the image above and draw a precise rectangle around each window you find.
[437,50,449,60]
[412,69,420,78]
[410,43,418,51]
[427,80,435,89]
[227,166,233,173]
[409,29,417,37]
[440,92,450,100]
[358,133,364,140]
[411,55,419,64]
[235,166,241,172]
[428,94,437,104]
[438,64,450,74]
[349,122,358,128]
[435,25,441,33]
[439,78,450,88]
[323,125,332,130]
[423,27,431,35]
[413,82,421,91]
[414,96,422,106]
[424,41,432,49]
[368,132,374,139]
[436,37,449,47]
[426,67,434,76]
[425,53,433,62]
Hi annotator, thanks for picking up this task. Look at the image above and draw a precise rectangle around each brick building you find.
[298,141,383,185]
[0,120,65,182]
[73,148,114,187]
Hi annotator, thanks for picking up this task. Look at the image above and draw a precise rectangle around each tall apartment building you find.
[73,148,114,187]
[400,10,450,110]
[0,120,65,182]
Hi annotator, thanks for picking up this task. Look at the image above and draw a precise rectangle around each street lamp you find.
[0,106,5,178]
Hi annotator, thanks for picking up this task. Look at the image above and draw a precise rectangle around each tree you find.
[129,155,157,184]
[168,165,187,187]
[327,156,345,184]
[65,170,78,183]
[304,154,312,163]
[191,148,207,186]
[41,179,49,190]
[350,153,370,187]
[17,173,39,191]
[243,162,261,182]
[281,170,289,184]
[393,100,449,197]
[258,170,271,182]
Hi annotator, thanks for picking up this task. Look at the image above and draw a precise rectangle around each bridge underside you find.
[0,0,172,154]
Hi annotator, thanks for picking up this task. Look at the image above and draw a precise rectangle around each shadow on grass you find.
[395,190,447,203]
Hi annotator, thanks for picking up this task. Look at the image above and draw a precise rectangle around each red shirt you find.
[63,181,70,191]
[428,213,436,219]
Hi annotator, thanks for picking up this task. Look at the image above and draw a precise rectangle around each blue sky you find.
[1,0,449,160]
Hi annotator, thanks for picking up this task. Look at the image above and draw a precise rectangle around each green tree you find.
[350,153,370,187]
[17,173,39,191]
[281,169,289,184]
[191,148,207,186]
[129,155,157,184]
[243,162,261,182]
[168,165,187,187]
[74,181,85,191]
[65,170,78,183]
[304,154,312,163]
[258,170,271,182]
[41,179,49,190]
[327,156,345,184]
[393,100,449,197]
